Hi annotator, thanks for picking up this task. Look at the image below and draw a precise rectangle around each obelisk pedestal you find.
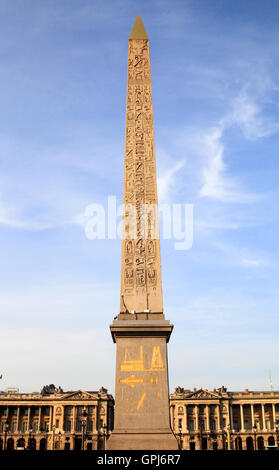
[107,15,178,450]
[107,318,177,449]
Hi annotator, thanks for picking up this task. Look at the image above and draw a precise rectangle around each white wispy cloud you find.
[227,90,279,140]
[157,158,184,202]
[199,88,279,203]
[0,197,54,230]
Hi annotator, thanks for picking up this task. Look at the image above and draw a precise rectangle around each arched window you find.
[268,436,275,446]
[39,438,47,451]
[257,436,264,450]
[17,438,25,449]
[190,441,195,451]
[201,437,207,450]
[7,438,14,450]
[235,436,242,450]
[29,438,36,451]
[246,437,253,451]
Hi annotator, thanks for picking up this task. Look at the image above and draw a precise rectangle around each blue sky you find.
[0,0,279,394]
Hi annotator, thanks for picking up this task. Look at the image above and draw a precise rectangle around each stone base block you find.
[106,430,178,450]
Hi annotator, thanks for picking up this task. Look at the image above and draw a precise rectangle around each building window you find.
[210,405,215,414]
[233,421,239,432]
[23,408,28,416]
[210,419,216,431]
[45,407,50,416]
[65,406,72,416]
[188,406,194,415]
[88,406,94,415]
[23,422,28,432]
[87,420,93,432]
[34,408,39,416]
[189,420,194,431]
[44,421,49,431]
[33,422,38,432]
[12,422,17,432]
[65,420,71,432]
[200,420,205,431]
[77,421,82,432]
[244,421,249,430]
[199,406,204,414]
[77,406,82,415]
[11,408,17,416]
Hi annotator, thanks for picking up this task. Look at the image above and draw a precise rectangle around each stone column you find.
[73,406,77,432]
[272,404,276,429]
[16,406,20,433]
[195,405,199,431]
[184,405,188,431]
[261,404,266,430]
[250,404,254,428]
[49,406,53,431]
[38,407,42,432]
[72,406,75,432]
[170,405,174,431]
[206,405,210,431]
[61,405,65,431]
[27,407,31,431]
[240,405,244,432]
[217,404,221,431]
[229,405,233,430]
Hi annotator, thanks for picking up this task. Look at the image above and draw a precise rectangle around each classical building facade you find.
[0,385,113,451]
[170,386,279,450]
[1,384,279,450]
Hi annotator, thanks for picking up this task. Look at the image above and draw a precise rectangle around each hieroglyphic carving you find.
[120,34,163,313]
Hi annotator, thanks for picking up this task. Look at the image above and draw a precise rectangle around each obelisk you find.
[107,15,178,450]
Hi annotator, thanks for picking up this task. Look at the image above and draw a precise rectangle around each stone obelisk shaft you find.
[107,15,177,450]
[120,15,163,315]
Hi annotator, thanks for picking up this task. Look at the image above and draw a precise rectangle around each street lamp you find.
[234,430,240,451]
[252,423,257,451]
[101,424,108,450]
[3,420,9,450]
[210,431,217,450]
[81,409,88,451]
[58,431,61,450]
[28,428,33,450]
[226,424,231,450]
[177,422,182,450]
[52,424,56,450]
